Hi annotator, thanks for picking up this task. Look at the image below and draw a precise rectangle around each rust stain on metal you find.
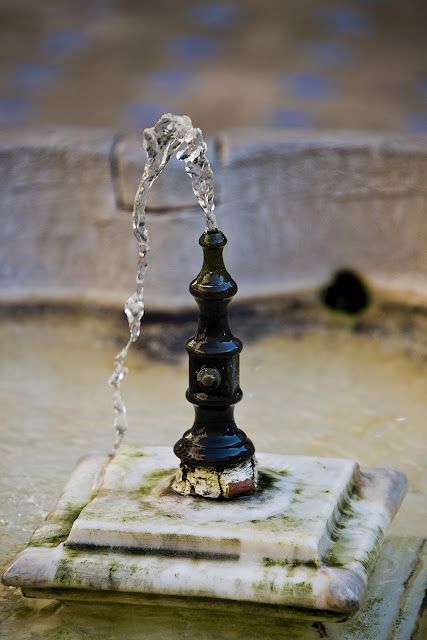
[227,479,255,498]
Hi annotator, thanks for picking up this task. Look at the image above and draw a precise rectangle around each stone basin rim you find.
[0,286,426,314]
[1,125,427,312]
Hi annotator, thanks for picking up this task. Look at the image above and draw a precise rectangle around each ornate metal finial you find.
[173,230,257,498]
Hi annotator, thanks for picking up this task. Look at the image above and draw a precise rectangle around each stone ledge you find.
[1,125,427,310]
[217,128,427,205]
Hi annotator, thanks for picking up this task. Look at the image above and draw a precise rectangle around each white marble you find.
[2,446,408,621]
[66,447,360,564]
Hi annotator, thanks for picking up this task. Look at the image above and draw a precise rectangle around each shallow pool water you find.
[0,303,426,638]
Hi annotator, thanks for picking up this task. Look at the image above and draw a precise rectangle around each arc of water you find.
[109,113,217,452]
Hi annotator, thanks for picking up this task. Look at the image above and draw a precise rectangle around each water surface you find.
[0,304,426,637]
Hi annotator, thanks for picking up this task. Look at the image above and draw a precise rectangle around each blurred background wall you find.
[0,0,426,134]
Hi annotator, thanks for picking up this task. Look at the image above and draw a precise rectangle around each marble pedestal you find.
[2,446,407,622]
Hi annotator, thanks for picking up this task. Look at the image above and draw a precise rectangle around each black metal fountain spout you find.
[173,230,256,498]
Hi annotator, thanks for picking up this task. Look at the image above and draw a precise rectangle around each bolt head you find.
[197,366,221,390]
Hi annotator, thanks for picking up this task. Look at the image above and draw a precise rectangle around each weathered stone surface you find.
[2,446,408,621]
[0,126,137,307]
[114,132,218,211]
[215,129,427,305]
[326,537,427,640]
[1,126,427,310]
[3,537,426,640]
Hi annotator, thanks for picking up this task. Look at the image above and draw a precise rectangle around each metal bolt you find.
[197,366,221,389]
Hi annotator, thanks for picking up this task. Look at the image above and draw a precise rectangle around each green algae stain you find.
[269,580,279,594]
[263,557,290,568]
[136,468,177,496]
[30,532,70,547]
[54,559,76,586]
[114,446,146,473]
[359,526,384,573]
[54,548,90,586]
[341,596,384,637]
[256,471,277,492]
[287,582,313,600]
[29,495,103,548]
[252,569,314,606]
[262,557,317,569]
[13,599,61,620]
[108,562,120,589]
[324,524,385,573]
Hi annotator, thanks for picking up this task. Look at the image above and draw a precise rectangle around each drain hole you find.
[320,269,371,315]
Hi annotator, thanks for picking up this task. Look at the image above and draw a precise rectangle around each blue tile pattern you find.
[0,1,424,133]
[302,41,355,67]
[404,114,427,133]
[147,69,196,94]
[0,97,33,124]
[266,108,316,128]
[10,64,57,90]
[317,8,375,34]
[120,102,171,129]
[41,30,87,56]
[168,35,220,61]
[187,3,244,29]
[282,73,336,100]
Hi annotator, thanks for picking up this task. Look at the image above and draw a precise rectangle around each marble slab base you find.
[2,446,408,621]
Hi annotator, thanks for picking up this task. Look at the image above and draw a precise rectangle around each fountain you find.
[1,116,424,637]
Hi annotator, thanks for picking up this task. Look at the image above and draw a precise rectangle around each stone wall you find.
[1,126,426,310]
